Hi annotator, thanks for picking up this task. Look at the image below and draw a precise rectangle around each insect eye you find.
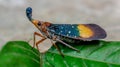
[38,22,41,26]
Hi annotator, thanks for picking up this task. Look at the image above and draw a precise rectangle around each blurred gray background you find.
[0,0,120,50]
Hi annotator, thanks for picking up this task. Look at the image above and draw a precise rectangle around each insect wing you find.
[78,24,107,40]
[47,24,106,40]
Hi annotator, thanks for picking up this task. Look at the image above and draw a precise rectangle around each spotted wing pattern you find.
[48,24,79,37]
[47,24,106,40]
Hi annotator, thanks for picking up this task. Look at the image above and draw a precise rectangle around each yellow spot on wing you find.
[77,24,94,38]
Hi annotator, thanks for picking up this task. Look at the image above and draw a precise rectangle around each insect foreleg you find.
[56,39,80,52]
[33,32,46,50]
[35,38,46,50]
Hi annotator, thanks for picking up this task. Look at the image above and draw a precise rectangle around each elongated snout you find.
[26,7,32,21]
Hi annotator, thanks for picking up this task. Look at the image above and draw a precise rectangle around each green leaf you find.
[1,41,120,67]
[43,41,120,67]
[0,41,40,67]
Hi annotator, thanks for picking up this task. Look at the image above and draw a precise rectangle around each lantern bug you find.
[26,7,107,56]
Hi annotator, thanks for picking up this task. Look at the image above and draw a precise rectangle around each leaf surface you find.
[0,41,120,67]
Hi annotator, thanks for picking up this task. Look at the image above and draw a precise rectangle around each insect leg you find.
[33,32,46,50]
[56,39,80,52]
[35,38,46,50]
[50,39,64,57]
[46,31,64,57]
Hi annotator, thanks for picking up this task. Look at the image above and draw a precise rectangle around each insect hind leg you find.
[50,40,64,57]
[56,39,80,52]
